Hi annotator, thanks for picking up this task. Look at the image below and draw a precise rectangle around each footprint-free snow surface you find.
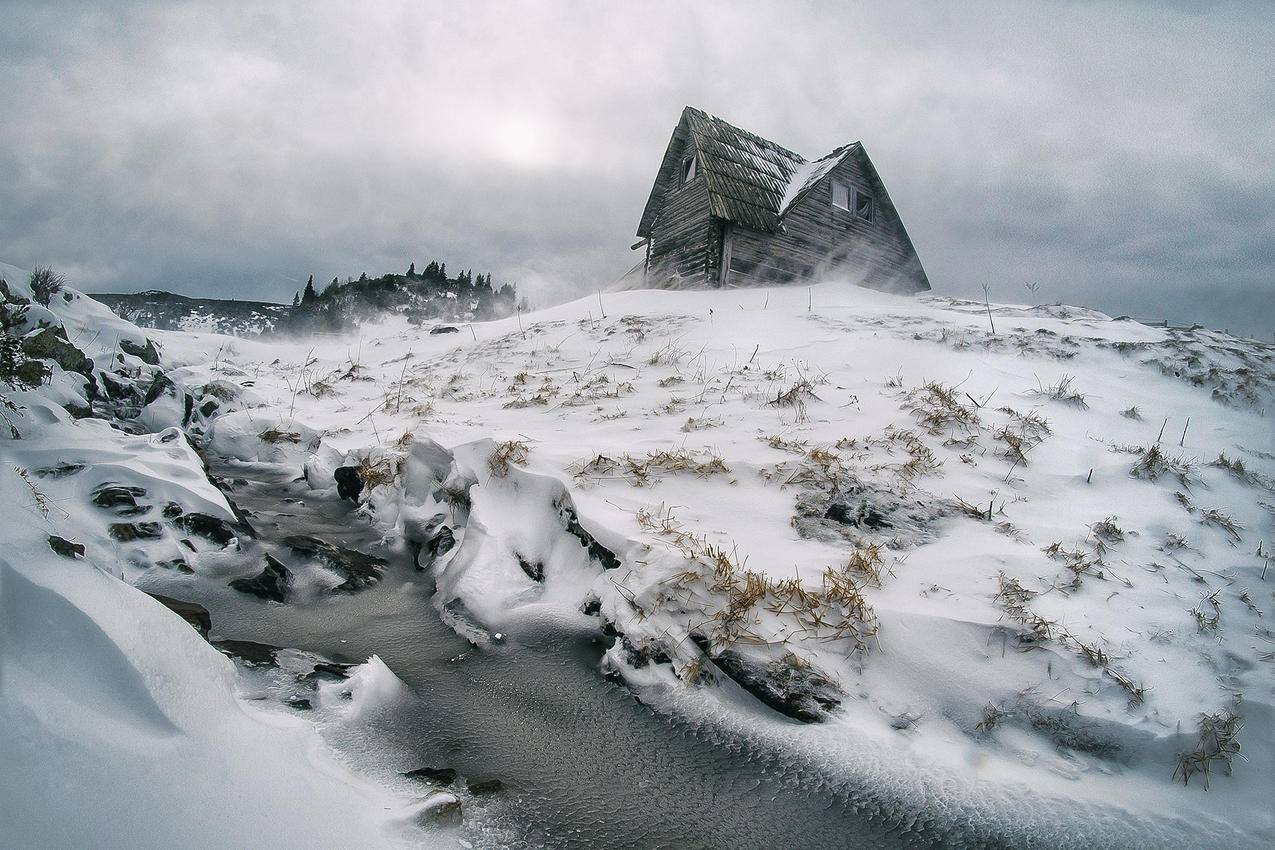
[2,269,1272,848]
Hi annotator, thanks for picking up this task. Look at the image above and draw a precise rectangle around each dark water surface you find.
[185,461,912,849]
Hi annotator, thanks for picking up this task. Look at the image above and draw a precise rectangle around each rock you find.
[20,326,94,382]
[825,499,890,529]
[516,553,544,582]
[303,660,356,682]
[173,512,248,546]
[212,638,280,666]
[108,521,164,542]
[228,554,290,602]
[465,778,503,795]
[120,336,161,365]
[155,556,192,573]
[145,593,212,638]
[143,372,178,406]
[47,535,85,558]
[92,483,149,515]
[334,465,363,503]
[410,791,462,827]
[34,462,85,478]
[283,534,386,592]
[403,767,457,785]
[429,325,460,335]
[558,501,621,569]
[285,696,313,711]
[419,525,455,570]
[161,501,184,519]
[705,647,842,723]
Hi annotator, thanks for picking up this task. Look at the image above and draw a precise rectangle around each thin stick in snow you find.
[1156,417,1168,444]
[1179,417,1191,447]
[982,284,996,335]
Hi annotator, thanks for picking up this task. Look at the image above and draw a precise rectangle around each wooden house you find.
[633,107,930,293]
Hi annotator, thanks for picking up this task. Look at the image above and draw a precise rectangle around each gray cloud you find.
[1,0,1271,337]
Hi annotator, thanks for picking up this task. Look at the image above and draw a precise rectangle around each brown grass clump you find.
[1130,444,1195,487]
[994,407,1052,467]
[1199,508,1243,543]
[639,505,878,654]
[258,426,302,444]
[488,440,530,476]
[357,456,396,489]
[1029,374,1088,408]
[1174,709,1244,789]
[906,382,980,435]
[573,448,729,487]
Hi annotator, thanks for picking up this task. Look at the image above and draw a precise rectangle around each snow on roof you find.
[777,145,856,217]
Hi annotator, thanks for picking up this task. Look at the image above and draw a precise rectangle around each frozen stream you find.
[176,459,919,849]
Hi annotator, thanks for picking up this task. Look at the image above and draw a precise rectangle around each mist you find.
[1,1,1271,337]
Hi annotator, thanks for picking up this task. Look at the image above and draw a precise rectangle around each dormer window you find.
[681,155,697,184]
[832,181,874,223]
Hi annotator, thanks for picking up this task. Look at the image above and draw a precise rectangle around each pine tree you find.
[292,291,300,308]
[407,262,416,277]
[301,275,317,306]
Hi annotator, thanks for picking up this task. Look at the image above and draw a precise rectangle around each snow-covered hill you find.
[3,266,1273,847]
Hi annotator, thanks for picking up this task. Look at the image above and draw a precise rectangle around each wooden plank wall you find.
[722,149,927,293]
[645,134,716,286]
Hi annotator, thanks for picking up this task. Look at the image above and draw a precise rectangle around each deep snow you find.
[3,264,1273,847]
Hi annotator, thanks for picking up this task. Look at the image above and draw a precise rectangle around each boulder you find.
[145,592,212,638]
[91,483,149,516]
[283,534,385,592]
[705,646,842,723]
[119,336,161,365]
[228,554,290,602]
[212,638,280,666]
[108,521,164,542]
[47,535,85,559]
[334,465,363,503]
[173,511,248,547]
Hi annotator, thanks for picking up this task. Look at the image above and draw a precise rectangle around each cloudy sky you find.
[1,1,1271,336]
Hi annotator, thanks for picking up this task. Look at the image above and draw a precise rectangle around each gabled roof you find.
[638,107,807,237]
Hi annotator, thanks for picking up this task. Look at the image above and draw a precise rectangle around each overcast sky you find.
[1,1,1271,337]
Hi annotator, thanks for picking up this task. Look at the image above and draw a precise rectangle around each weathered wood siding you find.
[722,148,927,293]
[644,133,716,287]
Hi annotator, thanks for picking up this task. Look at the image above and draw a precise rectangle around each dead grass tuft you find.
[1174,709,1244,789]
[488,440,530,476]
[1030,374,1088,408]
[906,382,980,435]
[258,426,302,444]
[1130,444,1195,487]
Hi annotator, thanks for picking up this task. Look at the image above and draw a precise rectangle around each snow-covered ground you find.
[3,262,1273,846]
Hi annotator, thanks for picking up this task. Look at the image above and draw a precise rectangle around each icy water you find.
[191,461,913,850]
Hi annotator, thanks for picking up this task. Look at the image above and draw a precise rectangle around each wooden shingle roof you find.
[638,107,814,237]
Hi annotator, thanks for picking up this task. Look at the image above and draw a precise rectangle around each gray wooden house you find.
[634,107,930,293]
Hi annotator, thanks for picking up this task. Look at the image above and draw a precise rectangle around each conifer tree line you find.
[284,259,517,333]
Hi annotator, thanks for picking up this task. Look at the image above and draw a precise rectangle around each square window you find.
[854,189,874,223]
[831,181,850,210]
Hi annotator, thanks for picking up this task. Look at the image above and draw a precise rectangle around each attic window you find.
[681,155,697,184]
[832,181,850,210]
[832,181,874,223]
[854,189,874,223]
